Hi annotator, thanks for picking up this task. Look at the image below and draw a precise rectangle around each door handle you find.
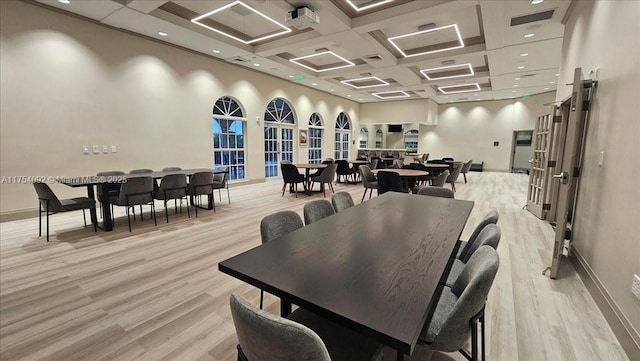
[528,159,534,164]
[553,172,569,184]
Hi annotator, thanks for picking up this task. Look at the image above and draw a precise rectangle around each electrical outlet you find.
[632,274,640,301]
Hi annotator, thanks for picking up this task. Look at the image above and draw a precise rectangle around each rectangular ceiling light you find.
[420,63,474,81]
[290,51,355,72]
[346,0,394,12]
[341,76,389,89]
[437,83,481,94]
[388,24,464,58]
[191,1,291,44]
[372,90,410,99]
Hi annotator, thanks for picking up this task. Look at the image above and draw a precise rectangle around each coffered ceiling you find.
[35,0,571,104]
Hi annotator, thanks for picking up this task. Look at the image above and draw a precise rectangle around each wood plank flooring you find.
[0,172,629,361]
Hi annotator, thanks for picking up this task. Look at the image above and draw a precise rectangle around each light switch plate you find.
[93,145,99,154]
[111,145,117,153]
[102,145,109,154]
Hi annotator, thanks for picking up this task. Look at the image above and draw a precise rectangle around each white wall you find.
[0,1,359,215]
[557,0,640,347]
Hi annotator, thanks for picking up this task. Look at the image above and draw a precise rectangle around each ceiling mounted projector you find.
[286,7,319,29]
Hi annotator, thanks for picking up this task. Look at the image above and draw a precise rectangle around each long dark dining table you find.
[218,192,474,360]
[61,168,226,231]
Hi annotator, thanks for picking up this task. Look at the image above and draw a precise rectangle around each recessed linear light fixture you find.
[289,50,355,72]
[158,31,168,37]
[388,24,464,58]
[341,76,389,89]
[372,90,410,99]
[524,33,535,38]
[420,63,474,81]
[531,0,544,4]
[346,0,394,12]
[437,83,481,94]
[191,1,291,44]
[58,0,70,4]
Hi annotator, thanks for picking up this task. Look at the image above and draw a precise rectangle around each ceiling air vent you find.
[230,56,251,63]
[363,54,383,62]
[510,9,554,26]
[522,73,537,78]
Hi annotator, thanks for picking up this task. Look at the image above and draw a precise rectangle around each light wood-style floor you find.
[0,172,628,361]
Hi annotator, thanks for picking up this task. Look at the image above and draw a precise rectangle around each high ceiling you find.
[35,0,571,104]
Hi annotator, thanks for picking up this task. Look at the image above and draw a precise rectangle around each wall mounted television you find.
[387,124,403,132]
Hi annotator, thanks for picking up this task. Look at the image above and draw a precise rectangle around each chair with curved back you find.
[331,192,354,212]
[417,186,455,199]
[418,246,499,361]
[461,160,473,183]
[96,170,125,219]
[431,169,450,187]
[359,165,378,202]
[394,159,405,168]
[110,176,156,232]
[188,171,216,216]
[335,160,353,184]
[33,183,97,242]
[311,163,337,197]
[456,210,499,259]
[162,167,182,172]
[281,163,306,198]
[445,224,501,288]
[230,293,383,361]
[376,171,405,194]
[303,199,335,225]
[213,166,231,203]
[154,173,190,223]
[368,158,379,171]
[258,211,304,308]
[130,169,153,174]
[447,162,464,192]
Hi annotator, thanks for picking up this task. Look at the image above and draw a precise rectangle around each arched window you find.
[308,113,323,164]
[334,112,351,160]
[212,96,245,180]
[404,129,419,152]
[359,127,368,149]
[264,98,296,177]
[375,129,383,148]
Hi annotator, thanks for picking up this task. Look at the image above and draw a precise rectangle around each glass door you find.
[264,125,294,178]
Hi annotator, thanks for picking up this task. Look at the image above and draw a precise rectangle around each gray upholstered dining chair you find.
[456,210,500,259]
[417,186,455,199]
[213,166,230,203]
[445,224,501,288]
[431,169,450,187]
[96,170,125,219]
[230,293,383,361]
[446,162,464,192]
[154,173,190,223]
[33,183,97,242]
[187,171,215,216]
[331,192,354,213]
[109,176,156,232]
[418,246,499,361]
[310,163,337,197]
[259,210,304,309]
[303,199,335,225]
[461,160,473,183]
[394,159,405,168]
[359,165,378,202]
[368,158,379,171]
[129,169,153,174]
[162,167,182,171]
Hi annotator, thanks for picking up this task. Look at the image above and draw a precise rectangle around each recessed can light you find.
[550,81,555,84]
[158,31,168,37]
[520,53,529,57]
[515,77,521,81]
[212,49,221,54]
[531,0,544,4]
[288,75,294,78]
[524,33,535,38]
[58,0,70,3]
[513,84,519,87]
[517,66,525,69]
[311,83,317,86]
[253,63,260,67]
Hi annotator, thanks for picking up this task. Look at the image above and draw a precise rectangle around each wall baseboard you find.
[570,248,640,361]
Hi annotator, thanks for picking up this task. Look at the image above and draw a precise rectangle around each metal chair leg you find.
[38,202,42,237]
[126,207,132,232]
[259,290,264,309]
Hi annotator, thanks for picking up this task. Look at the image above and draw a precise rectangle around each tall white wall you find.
[557,0,640,349]
[0,1,359,215]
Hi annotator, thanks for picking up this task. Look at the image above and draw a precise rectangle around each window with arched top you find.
[308,113,323,164]
[404,129,419,152]
[335,112,351,160]
[375,129,383,148]
[212,96,246,180]
[263,98,296,178]
[359,127,368,149]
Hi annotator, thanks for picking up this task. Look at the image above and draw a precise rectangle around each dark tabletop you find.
[219,192,474,355]
[61,168,225,187]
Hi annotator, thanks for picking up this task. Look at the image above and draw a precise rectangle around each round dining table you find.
[293,163,328,194]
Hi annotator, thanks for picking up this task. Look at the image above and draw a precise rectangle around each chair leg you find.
[93,208,97,232]
[259,290,264,309]
[152,202,157,226]
[282,183,286,197]
[294,183,298,198]
[38,203,42,237]
[481,311,485,361]
[464,173,468,183]
[140,205,144,221]
[194,196,198,217]
[45,201,50,242]
[471,318,478,361]
[165,200,169,223]
[212,192,216,212]
[226,185,230,204]
[126,207,132,232]
[82,209,87,227]
[186,197,190,218]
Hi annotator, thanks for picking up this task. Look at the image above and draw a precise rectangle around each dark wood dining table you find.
[219,192,474,360]
[61,168,226,231]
